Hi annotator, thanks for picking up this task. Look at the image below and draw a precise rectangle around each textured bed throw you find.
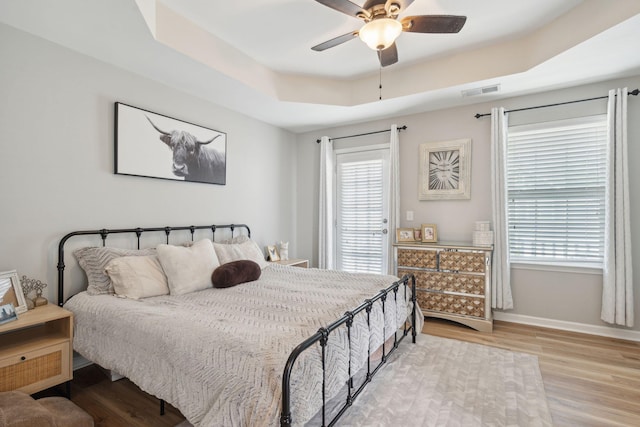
[65,265,413,427]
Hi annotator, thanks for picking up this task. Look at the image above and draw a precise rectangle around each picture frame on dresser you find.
[421,224,438,243]
[0,270,27,314]
[396,228,415,243]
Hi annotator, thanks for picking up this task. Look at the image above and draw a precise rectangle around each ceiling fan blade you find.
[315,0,367,18]
[311,31,359,51]
[378,43,398,67]
[401,15,467,33]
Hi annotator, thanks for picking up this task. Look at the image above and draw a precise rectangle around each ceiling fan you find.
[312,0,467,67]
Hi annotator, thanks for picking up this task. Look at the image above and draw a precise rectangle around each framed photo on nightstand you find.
[0,303,17,325]
[266,245,280,261]
[0,270,27,314]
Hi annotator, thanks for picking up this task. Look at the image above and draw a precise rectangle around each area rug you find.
[334,334,552,427]
[175,334,552,426]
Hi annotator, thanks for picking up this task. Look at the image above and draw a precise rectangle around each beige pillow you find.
[105,255,169,299]
[156,239,219,295]
[73,246,157,295]
[213,239,269,269]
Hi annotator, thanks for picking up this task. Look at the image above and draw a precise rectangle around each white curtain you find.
[318,136,335,269]
[602,88,634,327]
[387,125,400,275]
[490,108,514,310]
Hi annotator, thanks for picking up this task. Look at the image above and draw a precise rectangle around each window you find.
[335,148,390,274]
[507,115,607,267]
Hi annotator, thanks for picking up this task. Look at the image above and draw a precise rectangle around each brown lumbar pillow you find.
[211,260,261,288]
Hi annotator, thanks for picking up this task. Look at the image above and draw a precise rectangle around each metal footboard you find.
[280,274,417,427]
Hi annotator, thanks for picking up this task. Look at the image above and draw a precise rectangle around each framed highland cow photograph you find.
[115,102,227,185]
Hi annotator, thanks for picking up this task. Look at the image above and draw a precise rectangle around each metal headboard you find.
[57,223,250,306]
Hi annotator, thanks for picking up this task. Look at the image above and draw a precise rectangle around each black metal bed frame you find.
[56,223,417,427]
[57,224,250,307]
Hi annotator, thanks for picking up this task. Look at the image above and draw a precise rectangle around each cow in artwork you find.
[147,116,226,184]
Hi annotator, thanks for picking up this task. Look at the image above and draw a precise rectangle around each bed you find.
[57,224,418,427]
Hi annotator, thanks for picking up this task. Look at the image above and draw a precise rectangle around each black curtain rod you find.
[315,125,407,143]
[474,88,640,119]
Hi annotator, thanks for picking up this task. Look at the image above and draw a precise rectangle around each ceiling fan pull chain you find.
[379,61,382,100]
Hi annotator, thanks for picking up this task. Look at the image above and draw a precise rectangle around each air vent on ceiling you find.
[461,84,501,97]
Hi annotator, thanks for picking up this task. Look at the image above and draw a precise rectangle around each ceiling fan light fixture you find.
[358,18,402,51]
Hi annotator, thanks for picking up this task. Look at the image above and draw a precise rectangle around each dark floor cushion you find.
[211,260,261,288]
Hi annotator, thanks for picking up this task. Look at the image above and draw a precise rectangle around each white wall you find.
[0,23,297,303]
[296,76,640,334]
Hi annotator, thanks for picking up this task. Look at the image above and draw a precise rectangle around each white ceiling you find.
[159,0,581,78]
[1,0,640,133]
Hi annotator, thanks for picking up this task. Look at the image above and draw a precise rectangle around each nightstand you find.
[0,304,73,394]
[270,259,309,268]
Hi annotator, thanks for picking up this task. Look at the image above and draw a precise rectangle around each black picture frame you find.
[115,102,227,185]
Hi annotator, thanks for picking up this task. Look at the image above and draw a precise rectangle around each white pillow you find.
[214,239,269,269]
[156,239,219,295]
[105,255,169,299]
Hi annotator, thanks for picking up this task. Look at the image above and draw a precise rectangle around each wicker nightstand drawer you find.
[0,342,70,393]
[0,305,73,394]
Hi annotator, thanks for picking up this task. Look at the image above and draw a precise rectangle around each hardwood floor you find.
[423,319,640,427]
[34,366,185,427]
[42,319,640,426]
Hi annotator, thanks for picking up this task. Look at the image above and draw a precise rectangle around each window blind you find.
[507,115,607,266]
[337,159,384,273]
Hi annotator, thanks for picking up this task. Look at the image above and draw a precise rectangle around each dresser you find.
[395,242,493,332]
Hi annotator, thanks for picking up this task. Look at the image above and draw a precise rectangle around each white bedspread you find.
[65,265,415,427]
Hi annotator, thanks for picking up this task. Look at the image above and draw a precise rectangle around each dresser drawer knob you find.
[20,356,26,361]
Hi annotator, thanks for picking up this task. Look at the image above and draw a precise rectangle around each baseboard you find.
[493,312,640,342]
